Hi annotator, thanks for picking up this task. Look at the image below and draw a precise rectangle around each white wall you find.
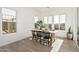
[78,8,79,27]
[36,7,77,38]
[0,7,36,47]
[76,8,79,45]
[72,8,77,45]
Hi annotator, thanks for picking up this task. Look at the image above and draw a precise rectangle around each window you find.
[34,15,65,30]
[48,16,53,30]
[43,16,54,30]
[34,16,39,23]
[48,16,53,24]
[54,15,60,30]
[54,16,59,24]
[54,15,65,30]
[2,8,16,34]
[43,17,48,29]
[44,17,48,24]
[60,15,65,30]
[34,16,39,28]
[34,16,54,30]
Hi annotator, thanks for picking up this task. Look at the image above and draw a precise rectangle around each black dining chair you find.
[36,31,42,42]
[40,32,51,45]
[32,30,37,41]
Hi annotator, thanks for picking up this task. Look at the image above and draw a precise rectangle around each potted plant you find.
[35,20,45,30]
[41,25,45,30]
[67,27,73,40]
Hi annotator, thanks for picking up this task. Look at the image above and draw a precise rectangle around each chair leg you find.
[48,41,49,45]
[35,37,37,42]
[40,39,41,44]
[32,36,34,40]
[34,37,36,41]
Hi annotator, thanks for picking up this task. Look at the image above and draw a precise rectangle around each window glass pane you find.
[34,17,38,23]
[54,15,59,24]
[60,23,65,30]
[2,8,16,34]
[54,15,60,30]
[2,8,16,16]
[44,17,48,24]
[60,15,65,23]
[54,24,59,30]
[48,16,53,24]
[2,22,8,33]
[60,15,65,30]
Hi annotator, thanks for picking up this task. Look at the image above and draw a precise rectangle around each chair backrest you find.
[37,31,42,37]
[42,32,51,39]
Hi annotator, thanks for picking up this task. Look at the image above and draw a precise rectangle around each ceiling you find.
[33,7,72,13]
[33,7,55,13]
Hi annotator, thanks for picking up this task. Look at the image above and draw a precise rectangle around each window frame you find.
[54,15,65,30]
[1,8,17,35]
[34,15,65,30]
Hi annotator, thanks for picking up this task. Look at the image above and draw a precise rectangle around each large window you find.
[54,15,65,30]
[2,8,16,34]
[34,15,65,30]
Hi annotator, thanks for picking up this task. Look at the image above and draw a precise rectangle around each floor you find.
[0,38,79,52]
[0,38,52,52]
[59,39,79,52]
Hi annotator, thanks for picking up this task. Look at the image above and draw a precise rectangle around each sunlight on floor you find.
[51,39,64,52]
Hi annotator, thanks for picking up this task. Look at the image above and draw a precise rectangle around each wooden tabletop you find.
[32,29,55,34]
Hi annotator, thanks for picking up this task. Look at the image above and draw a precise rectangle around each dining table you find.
[32,29,56,47]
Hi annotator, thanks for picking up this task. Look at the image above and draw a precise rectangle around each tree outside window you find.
[2,8,16,34]
[54,15,65,30]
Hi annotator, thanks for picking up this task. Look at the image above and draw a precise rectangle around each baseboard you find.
[23,36,32,39]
